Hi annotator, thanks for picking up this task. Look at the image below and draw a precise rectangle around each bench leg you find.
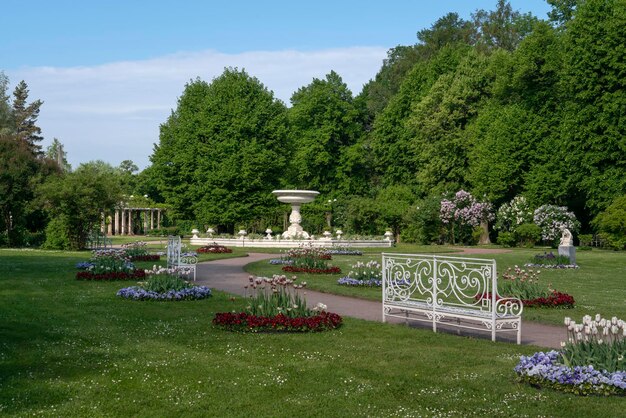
[492,325,496,342]
[517,321,522,345]
[405,311,409,326]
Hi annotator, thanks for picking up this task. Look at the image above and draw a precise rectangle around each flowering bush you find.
[515,351,625,396]
[197,243,232,254]
[213,274,342,332]
[285,246,332,260]
[515,314,626,396]
[117,266,211,301]
[494,196,534,232]
[337,260,382,287]
[440,190,494,244]
[533,205,580,244]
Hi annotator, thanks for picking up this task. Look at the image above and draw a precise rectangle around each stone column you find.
[114,210,120,235]
[128,209,133,235]
[121,209,126,235]
[107,213,113,235]
[143,210,148,235]
[157,210,161,229]
[150,210,154,230]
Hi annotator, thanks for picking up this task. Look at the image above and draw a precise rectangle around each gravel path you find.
[196,253,565,348]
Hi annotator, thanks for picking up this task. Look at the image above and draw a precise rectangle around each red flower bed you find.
[197,245,233,254]
[76,269,146,281]
[212,311,342,332]
[129,254,161,262]
[282,265,341,274]
[476,291,575,308]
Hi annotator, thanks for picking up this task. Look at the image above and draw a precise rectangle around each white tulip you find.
[564,317,571,326]
[595,313,601,322]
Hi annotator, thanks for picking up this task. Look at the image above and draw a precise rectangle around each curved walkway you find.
[196,253,564,349]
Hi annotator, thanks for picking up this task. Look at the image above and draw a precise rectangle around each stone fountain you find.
[272,190,319,239]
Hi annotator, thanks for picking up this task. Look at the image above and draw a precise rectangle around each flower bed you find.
[515,351,625,396]
[129,254,161,262]
[282,265,341,274]
[77,269,146,281]
[525,263,579,269]
[476,291,575,308]
[214,274,341,333]
[337,260,382,286]
[117,266,211,301]
[337,277,382,287]
[213,311,342,332]
[516,314,625,396]
[269,259,293,265]
[117,286,211,301]
[197,244,232,254]
[325,248,363,256]
[525,251,578,269]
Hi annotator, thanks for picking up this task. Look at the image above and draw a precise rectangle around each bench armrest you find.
[495,297,523,317]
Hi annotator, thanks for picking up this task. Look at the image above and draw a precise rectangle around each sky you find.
[2,0,552,170]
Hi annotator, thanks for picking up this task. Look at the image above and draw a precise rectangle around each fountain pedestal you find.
[272,190,319,239]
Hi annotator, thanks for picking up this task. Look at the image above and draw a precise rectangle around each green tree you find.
[38,162,122,250]
[45,138,71,172]
[150,69,289,232]
[471,0,538,52]
[559,0,626,214]
[0,72,13,135]
[12,80,43,155]
[289,71,367,195]
[0,134,41,245]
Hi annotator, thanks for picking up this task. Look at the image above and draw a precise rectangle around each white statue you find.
[559,228,573,246]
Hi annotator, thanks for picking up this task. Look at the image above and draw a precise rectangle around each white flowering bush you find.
[495,196,534,232]
[533,205,580,244]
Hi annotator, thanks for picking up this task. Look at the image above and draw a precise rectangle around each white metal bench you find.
[382,253,523,344]
[166,236,198,281]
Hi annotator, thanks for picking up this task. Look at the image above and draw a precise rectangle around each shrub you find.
[533,205,580,246]
[42,217,70,250]
[117,266,211,301]
[495,196,534,233]
[514,223,541,247]
[578,234,593,247]
[401,195,444,244]
[440,190,494,245]
[496,231,516,247]
[592,195,626,250]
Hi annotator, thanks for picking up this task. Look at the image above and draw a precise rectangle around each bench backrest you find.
[166,235,181,269]
[382,253,498,312]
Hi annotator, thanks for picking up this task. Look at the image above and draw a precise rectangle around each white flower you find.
[564,317,571,326]
[595,313,601,322]
[316,302,327,311]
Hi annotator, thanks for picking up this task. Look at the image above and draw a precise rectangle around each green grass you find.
[245,246,626,326]
[0,248,624,416]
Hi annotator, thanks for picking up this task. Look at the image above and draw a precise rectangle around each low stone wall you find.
[189,237,394,248]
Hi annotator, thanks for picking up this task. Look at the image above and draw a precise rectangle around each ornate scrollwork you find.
[495,297,524,317]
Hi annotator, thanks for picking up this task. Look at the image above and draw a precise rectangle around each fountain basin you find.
[272,190,319,204]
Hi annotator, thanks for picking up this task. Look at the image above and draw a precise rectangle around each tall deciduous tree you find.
[559,0,626,214]
[150,69,289,232]
[289,71,367,195]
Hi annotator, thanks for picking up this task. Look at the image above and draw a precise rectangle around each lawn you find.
[244,246,626,326]
[0,248,623,417]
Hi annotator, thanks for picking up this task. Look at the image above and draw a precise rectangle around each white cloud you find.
[8,47,387,169]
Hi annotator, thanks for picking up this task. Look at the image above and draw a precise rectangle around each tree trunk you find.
[479,221,491,245]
